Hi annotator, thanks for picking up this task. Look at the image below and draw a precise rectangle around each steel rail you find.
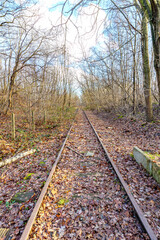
[84,111,157,240]
[19,111,77,240]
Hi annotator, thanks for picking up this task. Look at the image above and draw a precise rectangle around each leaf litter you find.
[30,111,148,239]
[86,110,160,239]
[0,121,72,239]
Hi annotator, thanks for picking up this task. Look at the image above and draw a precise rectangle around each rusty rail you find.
[19,111,77,240]
[84,111,157,240]
[17,109,157,240]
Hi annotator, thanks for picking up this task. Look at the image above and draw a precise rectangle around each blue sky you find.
[34,0,108,62]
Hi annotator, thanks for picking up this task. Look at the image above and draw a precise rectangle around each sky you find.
[30,0,108,63]
[13,0,109,94]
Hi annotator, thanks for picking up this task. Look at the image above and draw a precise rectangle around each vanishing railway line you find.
[17,110,157,240]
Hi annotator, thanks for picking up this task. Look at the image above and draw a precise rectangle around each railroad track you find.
[16,110,157,240]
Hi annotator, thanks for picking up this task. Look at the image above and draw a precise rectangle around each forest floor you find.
[86,110,160,238]
[29,110,148,240]
[0,109,75,161]
[0,109,160,239]
[0,109,76,239]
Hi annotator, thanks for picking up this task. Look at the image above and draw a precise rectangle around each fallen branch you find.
[0,149,36,168]
[66,146,84,158]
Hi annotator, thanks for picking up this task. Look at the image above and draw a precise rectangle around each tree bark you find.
[141,13,153,121]
[5,69,17,114]
[133,50,136,114]
[150,0,160,106]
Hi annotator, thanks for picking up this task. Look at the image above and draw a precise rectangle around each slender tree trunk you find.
[5,71,17,114]
[141,14,153,121]
[68,88,71,107]
[132,17,138,115]
[133,50,136,115]
[151,2,160,106]
[62,85,67,112]
[155,63,160,106]
[5,52,19,115]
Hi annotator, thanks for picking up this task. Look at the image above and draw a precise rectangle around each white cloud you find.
[68,4,107,60]
[38,0,61,8]
[55,3,108,62]
[23,1,108,62]
[68,0,79,4]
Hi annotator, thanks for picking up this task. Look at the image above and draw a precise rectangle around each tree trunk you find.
[141,14,153,121]
[5,71,17,114]
[133,50,136,115]
[150,1,160,106]
[68,88,71,107]
[62,86,67,112]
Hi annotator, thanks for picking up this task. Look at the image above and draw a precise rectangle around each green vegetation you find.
[57,198,69,205]
[117,115,123,119]
[0,107,77,160]
[144,152,160,161]
[24,173,34,180]
[39,161,45,165]
[41,181,46,188]
[5,200,15,208]
[130,153,134,158]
